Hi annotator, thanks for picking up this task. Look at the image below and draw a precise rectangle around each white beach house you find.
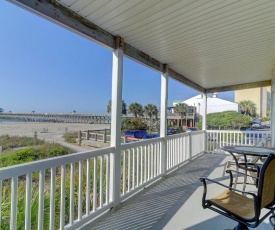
[173,93,238,116]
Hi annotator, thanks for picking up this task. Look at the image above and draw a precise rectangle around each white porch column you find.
[160,65,168,176]
[202,93,207,130]
[271,77,275,147]
[202,93,207,152]
[110,43,123,207]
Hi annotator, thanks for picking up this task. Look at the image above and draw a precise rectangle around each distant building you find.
[235,87,271,117]
[167,105,196,128]
[173,93,238,117]
[168,93,238,128]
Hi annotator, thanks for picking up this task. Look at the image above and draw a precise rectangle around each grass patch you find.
[0,135,74,167]
[0,134,44,150]
[0,143,74,167]
[63,131,78,143]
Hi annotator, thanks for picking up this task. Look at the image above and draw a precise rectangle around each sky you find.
[0,1,234,114]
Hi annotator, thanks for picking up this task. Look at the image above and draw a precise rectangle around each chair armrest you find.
[238,162,259,170]
[200,177,257,200]
[226,169,259,180]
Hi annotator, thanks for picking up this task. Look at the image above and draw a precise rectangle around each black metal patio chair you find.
[200,153,275,230]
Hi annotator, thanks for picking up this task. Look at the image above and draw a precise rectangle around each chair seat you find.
[210,189,255,219]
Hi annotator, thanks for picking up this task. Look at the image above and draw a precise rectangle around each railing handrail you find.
[189,130,205,135]
[0,146,115,180]
[121,137,164,150]
[207,129,271,134]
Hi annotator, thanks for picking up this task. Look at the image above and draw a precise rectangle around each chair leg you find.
[233,223,249,230]
[234,165,239,189]
[242,169,247,191]
[270,215,275,229]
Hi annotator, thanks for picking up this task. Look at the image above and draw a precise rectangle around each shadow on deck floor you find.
[81,154,273,230]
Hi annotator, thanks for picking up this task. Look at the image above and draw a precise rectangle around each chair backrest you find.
[258,154,275,208]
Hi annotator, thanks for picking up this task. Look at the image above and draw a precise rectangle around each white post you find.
[202,93,207,152]
[271,77,275,147]
[110,45,123,207]
[160,65,168,176]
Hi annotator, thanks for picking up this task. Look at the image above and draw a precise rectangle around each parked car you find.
[251,123,262,128]
[187,127,198,132]
[142,133,160,139]
[124,130,147,139]
[167,127,177,135]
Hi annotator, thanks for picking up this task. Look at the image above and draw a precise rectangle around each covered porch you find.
[83,153,272,230]
[3,0,275,229]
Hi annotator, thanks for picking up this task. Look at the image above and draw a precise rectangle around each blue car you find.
[167,127,177,135]
[142,134,160,139]
[124,130,147,139]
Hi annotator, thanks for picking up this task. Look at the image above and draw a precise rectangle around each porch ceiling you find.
[11,0,275,92]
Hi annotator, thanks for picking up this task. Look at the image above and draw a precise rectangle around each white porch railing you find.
[0,132,205,230]
[206,130,271,154]
[1,129,270,229]
[166,131,205,172]
[120,138,162,201]
[0,147,115,230]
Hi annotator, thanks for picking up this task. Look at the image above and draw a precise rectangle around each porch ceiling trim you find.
[10,0,206,93]
[206,80,271,94]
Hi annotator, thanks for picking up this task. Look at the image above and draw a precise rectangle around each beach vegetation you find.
[238,100,257,117]
[174,103,189,128]
[63,131,78,143]
[0,134,44,151]
[144,104,158,131]
[106,99,127,115]
[197,111,251,130]
[121,117,148,132]
[128,102,143,117]
[0,142,74,167]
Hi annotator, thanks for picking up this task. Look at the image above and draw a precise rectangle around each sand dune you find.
[0,122,111,152]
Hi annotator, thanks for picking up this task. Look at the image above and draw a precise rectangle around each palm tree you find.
[144,104,159,130]
[174,103,189,127]
[238,100,257,117]
[128,102,143,118]
[107,100,112,114]
[107,100,127,115]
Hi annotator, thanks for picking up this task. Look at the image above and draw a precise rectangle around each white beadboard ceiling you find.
[12,0,275,91]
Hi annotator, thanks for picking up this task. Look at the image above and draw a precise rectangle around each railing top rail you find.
[0,146,115,180]
[121,137,164,150]
[189,130,205,136]
[207,130,271,134]
[166,132,189,140]
[166,131,205,140]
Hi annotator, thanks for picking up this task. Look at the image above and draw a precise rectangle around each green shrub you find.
[0,135,44,150]
[121,117,148,132]
[63,131,78,143]
[0,143,74,167]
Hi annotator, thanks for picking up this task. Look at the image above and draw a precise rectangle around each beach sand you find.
[0,122,111,152]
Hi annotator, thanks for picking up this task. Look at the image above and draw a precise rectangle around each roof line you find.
[10,0,206,93]
[206,80,271,93]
